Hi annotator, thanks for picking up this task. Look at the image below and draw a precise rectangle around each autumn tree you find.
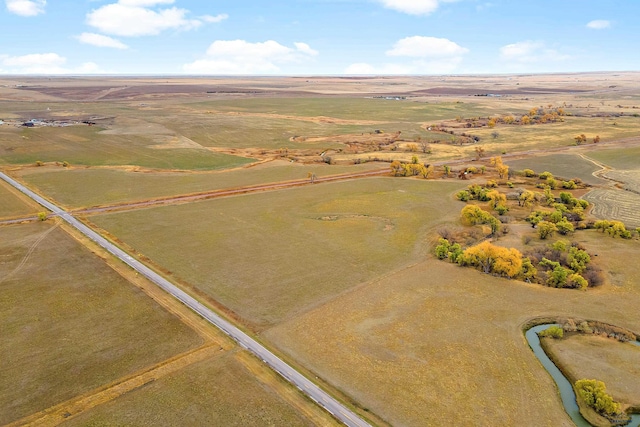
[574,134,587,145]
[474,146,485,160]
[537,221,558,239]
[490,156,509,179]
[575,380,622,416]
[458,241,523,278]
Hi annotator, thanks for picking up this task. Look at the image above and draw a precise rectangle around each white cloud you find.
[500,41,571,64]
[5,0,46,16]
[86,1,225,37]
[587,20,610,30]
[350,35,468,74]
[201,13,228,23]
[183,40,318,74]
[376,0,455,15]
[386,36,468,57]
[0,53,102,74]
[76,33,129,49]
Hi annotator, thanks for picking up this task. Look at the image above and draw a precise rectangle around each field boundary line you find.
[7,344,224,427]
[57,221,233,346]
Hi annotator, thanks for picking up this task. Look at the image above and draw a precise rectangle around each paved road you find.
[0,171,372,427]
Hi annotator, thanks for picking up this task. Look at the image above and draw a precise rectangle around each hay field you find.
[506,154,605,185]
[0,180,39,217]
[264,232,640,427]
[0,222,203,425]
[542,334,640,407]
[15,161,384,208]
[583,189,640,228]
[63,351,318,427]
[90,178,466,328]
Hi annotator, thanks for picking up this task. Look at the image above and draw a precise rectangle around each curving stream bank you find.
[526,324,640,427]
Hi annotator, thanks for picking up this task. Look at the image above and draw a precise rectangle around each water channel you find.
[526,324,640,427]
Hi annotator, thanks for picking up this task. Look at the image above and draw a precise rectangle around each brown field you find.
[0,179,40,218]
[62,351,319,427]
[542,334,640,409]
[0,222,203,425]
[264,235,640,426]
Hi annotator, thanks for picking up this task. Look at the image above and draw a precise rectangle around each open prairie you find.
[89,178,466,328]
[14,161,383,209]
[63,351,319,427]
[2,73,640,426]
[0,222,203,424]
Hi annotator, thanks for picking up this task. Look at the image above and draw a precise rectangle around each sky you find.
[1,0,639,75]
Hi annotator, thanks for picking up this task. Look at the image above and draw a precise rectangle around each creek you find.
[526,324,640,427]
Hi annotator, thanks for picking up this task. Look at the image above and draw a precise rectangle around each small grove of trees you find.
[460,205,500,235]
[390,159,434,178]
[575,379,623,418]
[458,241,523,278]
[594,219,633,238]
[525,240,598,289]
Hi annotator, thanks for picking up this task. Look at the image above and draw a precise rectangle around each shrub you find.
[575,379,622,416]
[522,168,536,177]
[539,325,564,339]
[539,171,553,180]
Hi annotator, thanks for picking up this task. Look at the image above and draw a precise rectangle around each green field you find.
[63,351,316,427]
[188,98,501,123]
[588,145,640,170]
[0,180,38,217]
[542,334,640,407]
[506,154,605,185]
[90,178,466,328]
[0,125,253,170]
[0,222,203,424]
[16,161,385,208]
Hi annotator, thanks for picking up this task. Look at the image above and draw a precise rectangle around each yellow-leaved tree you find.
[459,241,523,278]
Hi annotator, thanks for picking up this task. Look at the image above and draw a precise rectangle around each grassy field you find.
[63,351,318,427]
[90,177,466,328]
[188,98,502,123]
[0,125,253,170]
[0,222,203,425]
[264,231,640,426]
[15,161,384,208]
[587,145,640,170]
[542,334,640,408]
[0,179,39,218]
[464,116,640,160]
[506,154,605,185]
[583,188,640,228]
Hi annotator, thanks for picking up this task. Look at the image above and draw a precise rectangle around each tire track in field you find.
[8,344,225,427]
[0,223,58,285]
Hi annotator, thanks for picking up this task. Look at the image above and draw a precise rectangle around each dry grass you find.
[15,161,384,209]
[0,180,39,218]
[264,231,640,427]
[89,178,466,328]
[0,222,203,425]
[62,351,318,427]
[542,334,640,409]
